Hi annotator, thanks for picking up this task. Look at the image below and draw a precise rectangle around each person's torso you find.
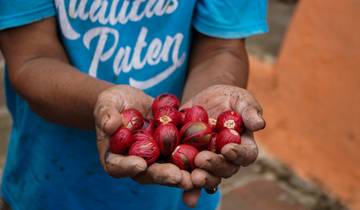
[1,1,220,209]
[56,0,194,96]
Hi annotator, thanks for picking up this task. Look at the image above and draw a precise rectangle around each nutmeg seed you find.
[183,105,209,124]
[152,93,180,115]
[154,106,182,126]
[171,144,199,171]
[216,128,241,153]
[129,138,160,165]
[121,109,144,131]
[180,121,212,150]
[142,118,156,135]
[216,110,243,132]
[153,123,180,157]
[109,128,133,154]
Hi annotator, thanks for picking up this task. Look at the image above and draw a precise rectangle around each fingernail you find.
[227,149,238,161]
[203,158,213,168]
[166,173,182,185]
[220,144,236,159]
[133,163,147,172]
[104,149,110,163]
[107,156,120,165]
[102,115,110,131]
[205,187,218,194]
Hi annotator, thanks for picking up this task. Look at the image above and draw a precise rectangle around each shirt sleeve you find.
[0,0,56,30]
[193,0,268,39]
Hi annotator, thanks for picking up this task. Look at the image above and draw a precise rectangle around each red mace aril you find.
[129,139,160,165]
[171,144,199,171]
[180,121,212,149]
[179,108,190,125]
[183,105,209,124]
[153,123,180,157]
[154,106,182,126]
[142,119,156,135]
[132,130,154,142]
[121,109,144,131]
[216,128,241,153]
[109,128,133,154]
[216,110,243,132]
[152,93,180,114]
[208,134,217,153]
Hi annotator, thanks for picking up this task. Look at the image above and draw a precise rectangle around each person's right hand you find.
[94,86,199,207]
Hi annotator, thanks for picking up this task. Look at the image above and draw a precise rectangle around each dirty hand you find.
[94,85,197,207]
[181,85,265,193]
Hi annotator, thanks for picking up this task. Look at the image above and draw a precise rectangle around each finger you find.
[178,170,194,190]
[191,168,222,189]
[221,131,258,166]
[96,125,109,166]
[143,94,155,119]
[97,118,147,178]
[133,163,182,186]
[94,101,123,135]
[105,153,147,178]
[241,106,265,132]
[179,101,193,111]
[139,95,154,117]
[113,85,153,118]
[182,189,201,208]
[194,151,238,178]
[230,90,265,132]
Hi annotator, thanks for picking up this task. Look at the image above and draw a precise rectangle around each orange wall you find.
[249,0,360,209]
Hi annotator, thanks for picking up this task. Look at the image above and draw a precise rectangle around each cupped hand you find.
[94,85,198,207]
[181,85,266,193]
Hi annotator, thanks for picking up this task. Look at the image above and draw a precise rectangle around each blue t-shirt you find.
[0,1,268,210]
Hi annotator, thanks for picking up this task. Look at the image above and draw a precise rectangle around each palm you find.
[182,85,263,121]
[180,84,266,187]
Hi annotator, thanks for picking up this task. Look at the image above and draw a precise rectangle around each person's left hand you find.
[180,84,266,197]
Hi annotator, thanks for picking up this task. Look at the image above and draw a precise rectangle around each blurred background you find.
[1,0,359,210]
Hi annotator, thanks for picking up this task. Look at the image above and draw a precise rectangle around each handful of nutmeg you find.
[110,93,243,172]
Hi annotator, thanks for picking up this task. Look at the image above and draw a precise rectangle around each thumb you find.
[95,105,123,135]
[241,106,266,132]
[105,153,147,178]
[94,90,126,135]
[179,101,193,111]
